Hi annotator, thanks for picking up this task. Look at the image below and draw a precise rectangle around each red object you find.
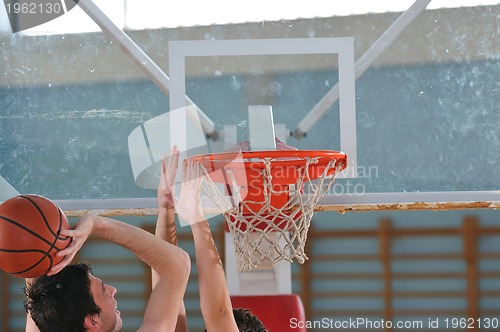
[188,150,347,213]
[231,294,306,332]
[0,194,71,278]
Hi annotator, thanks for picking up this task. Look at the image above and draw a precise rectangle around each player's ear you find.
[84,314,100,330]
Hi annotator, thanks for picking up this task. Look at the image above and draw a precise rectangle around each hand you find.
[157,146,179,210]
[48,214,96,275]
[175,158,205,225]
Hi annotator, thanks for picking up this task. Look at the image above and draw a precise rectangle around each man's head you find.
[232,308,268,332]
[202,307,268,332]
[25,262,122,332]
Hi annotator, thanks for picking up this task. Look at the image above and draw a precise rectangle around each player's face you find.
[89,275,123,331]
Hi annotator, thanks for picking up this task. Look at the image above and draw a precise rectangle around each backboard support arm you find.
[293,0,432,138]
[77,0,217,139]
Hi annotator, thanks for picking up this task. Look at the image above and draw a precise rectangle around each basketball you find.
[0,195,72,278]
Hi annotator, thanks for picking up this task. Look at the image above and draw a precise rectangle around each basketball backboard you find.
[0,0,499,213]
[152,13,499,212]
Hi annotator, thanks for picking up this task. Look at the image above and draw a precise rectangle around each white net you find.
[197,154,345,271]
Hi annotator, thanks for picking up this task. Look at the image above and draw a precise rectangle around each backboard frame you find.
[168,37,357,179]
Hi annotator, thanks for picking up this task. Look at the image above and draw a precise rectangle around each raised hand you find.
[48,214,96,275]
[157,146,180,210]
[175,158,205,225]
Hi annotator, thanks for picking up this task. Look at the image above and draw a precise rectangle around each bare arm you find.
[174,158,238,332]
[153,208,188,332]
[153,151,188,332]
[191,220,238,332]
[54,214,190,332]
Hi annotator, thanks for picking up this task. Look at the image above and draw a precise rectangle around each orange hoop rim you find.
[186,150,347,171]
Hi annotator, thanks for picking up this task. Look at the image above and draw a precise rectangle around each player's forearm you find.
[156,208,178,245]
[152,208,178,287]
[92,215,190,280]
[153,208,188,332]
[191,221,233,318]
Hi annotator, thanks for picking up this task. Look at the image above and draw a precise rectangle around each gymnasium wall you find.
[2,210,500,331]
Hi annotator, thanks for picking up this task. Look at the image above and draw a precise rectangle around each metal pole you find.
[76,0,217,138]
[293,0,432,139]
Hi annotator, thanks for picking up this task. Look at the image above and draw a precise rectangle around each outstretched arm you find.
[191,220,238,332]
[154,149,188,332]
[53,213,190,332]
[174,158,238,332]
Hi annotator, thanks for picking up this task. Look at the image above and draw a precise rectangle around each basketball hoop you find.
[187,150,347,271]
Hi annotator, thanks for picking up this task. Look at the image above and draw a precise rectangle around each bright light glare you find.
[13,0,124,35]
[126,0,499,29]
[2,0,498,34]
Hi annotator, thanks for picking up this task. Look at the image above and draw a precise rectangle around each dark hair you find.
[233,308,268,332]
[24,262,101,332]
[203,308,268,332]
